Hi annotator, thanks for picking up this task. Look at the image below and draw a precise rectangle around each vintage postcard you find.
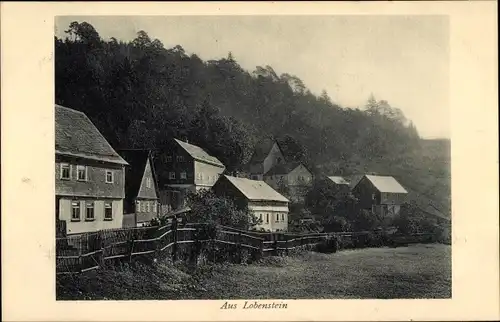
[1,1,498,321]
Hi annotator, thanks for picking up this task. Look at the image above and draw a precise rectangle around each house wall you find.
[153,146,195,188]
[263,164,313,203]
[352,177,381,209]
[194,160,225,189]
[248,201,289,232]
[380,192,406,205]
[58,198,123,234]
[262,142,285,175]
[137,159,158,199]
[55,156,125,198]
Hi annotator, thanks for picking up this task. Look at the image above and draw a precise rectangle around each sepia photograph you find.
[54,15,452,301]
[2,2,499,321]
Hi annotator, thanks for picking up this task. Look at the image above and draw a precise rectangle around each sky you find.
[56,15,450,139]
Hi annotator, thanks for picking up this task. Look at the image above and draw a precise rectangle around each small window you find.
[104,201,113,220]
[197,173,203,181]
[146,177,151,188]
[71,201,80,221]
[146,202,150,212]
[169,172,176,179]
[76,165,87,181]
[266,214,269,224]
[60,163,71,180]
[176,156,184,162]
[105,170,114,183]
[85,201,95,221]
[180,172,187,179]
[165,155,172,162]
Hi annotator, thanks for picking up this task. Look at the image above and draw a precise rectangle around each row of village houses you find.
[55,104,408,236]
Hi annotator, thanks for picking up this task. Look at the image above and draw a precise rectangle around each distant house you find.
[247,138,286,181]
[323,176,351,196]
[55,105,128,235]
[118,150,160,228]
[212,175,290,232]
[263,162,314,203]
[352,175,408,216]
[153,138,225,213]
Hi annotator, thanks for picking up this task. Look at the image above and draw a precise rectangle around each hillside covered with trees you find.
[55,21,451,218]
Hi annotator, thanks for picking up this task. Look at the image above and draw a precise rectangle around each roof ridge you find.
[55,104,86,116]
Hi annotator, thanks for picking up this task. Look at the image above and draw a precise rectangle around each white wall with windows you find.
[58,198,123,235]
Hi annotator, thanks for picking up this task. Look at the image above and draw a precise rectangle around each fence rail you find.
[56,223,434,275]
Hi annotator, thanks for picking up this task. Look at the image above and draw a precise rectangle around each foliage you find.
[55,21,450,220]
[185,189,261,229]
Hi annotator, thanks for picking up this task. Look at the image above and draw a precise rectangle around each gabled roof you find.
[361,175,408,194]
[248,137,284,164]
[327,176,349,185]
[264,162,310,176]
[174,138,224,167]
[117,149,158,199]
[55,105,128,165]
[222,175,289,203]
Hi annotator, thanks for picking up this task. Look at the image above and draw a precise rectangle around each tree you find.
[185,189,261,229]
[64,21,101,46]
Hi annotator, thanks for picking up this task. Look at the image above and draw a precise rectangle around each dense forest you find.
[55,21,451,218]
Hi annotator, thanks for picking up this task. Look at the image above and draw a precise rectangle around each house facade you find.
[118,150,160,228]
[153,138,225,213]
[212,175,289,232]
[263,162,314,203]
[55,105,128,235]
[352,175,408,217]
[247,138,286,181]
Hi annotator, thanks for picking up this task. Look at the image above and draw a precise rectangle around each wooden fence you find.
[56,222,434,275]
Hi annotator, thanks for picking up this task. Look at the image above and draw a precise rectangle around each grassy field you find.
[57,244,451,300]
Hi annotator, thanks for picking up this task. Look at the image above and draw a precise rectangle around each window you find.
[105,170,114,183]
[85,201,95,221]
[180,172,187,179]
[266,214,269,224]
[146,177,151,188]
[60,163,71,180]
[259,213,263,222]
[146,202,150,212]
[71,201,80,221]
[165,155,172,162]
[141,201,146,212]
[176,156,184,162]
[276,213,279,222]
[251,175,258,180]
[169,172,176,179]
[153,202,157,213]
[104,201,113,220]
[281,213,285,221]
[197,173,203,181]
[136,200,141,212]
[77,165,87,181]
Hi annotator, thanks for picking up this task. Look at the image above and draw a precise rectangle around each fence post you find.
[99,232,105,268]
[171,217,178,263]
[285,234,289,256]
[78,236,83,273]
[259,238,264,260]
[238,231,242,264]
[273,233,278,256]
